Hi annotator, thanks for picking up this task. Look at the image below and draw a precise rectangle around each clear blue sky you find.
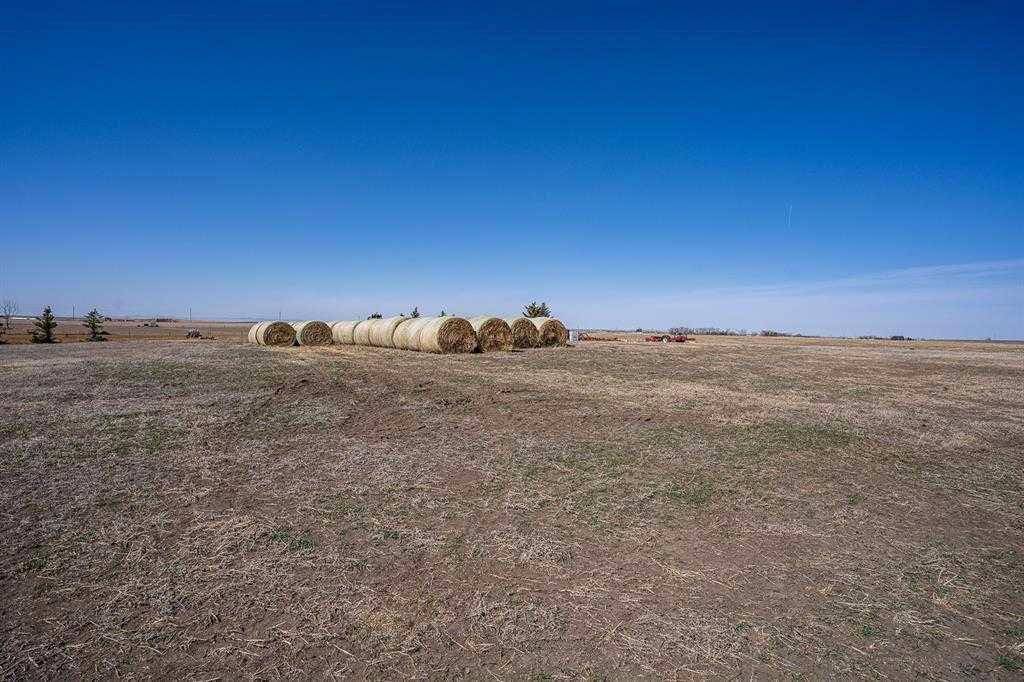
[3,1,1022,338]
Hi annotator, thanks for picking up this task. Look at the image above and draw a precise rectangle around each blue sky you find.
[2,1,1021,338]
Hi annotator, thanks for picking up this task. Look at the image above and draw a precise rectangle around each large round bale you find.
[367,316,406,348]
[248,321,296,347]
[417,316,478,354]
[291,320,332,346]
[352,319,373,346]
[393,316,434,350]
[330,320,361,345]
[531,317,569,346]
[504,317,541,348]
[469,316,513,352]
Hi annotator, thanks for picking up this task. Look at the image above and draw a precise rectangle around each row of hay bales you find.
[247,316,568,354]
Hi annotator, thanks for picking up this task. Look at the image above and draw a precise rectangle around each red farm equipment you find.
[644,334,692,343]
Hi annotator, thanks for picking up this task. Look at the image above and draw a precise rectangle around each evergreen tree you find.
[31,306,58,343]
[522,301,551,318]
[409,306,420,318]
[439,309,446,317]
[367,312,383,319]
[82,308,106,341]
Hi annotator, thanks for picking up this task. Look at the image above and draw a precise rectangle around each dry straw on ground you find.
[393,317,434,350]
[505,317,541,348]
[367,316,406,348]
[290,320,332,346]
[329,320,361,345]
[531,317,569,346]
[247,321,296,347]
[417,316,478,353]
[469,316,513,352]
[3,335,1023,677]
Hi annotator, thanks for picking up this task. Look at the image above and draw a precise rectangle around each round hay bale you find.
[367,316,406,348]
[291,320,332,346]
[352,319,373,346]
[504,317,541,348]
[330,320,361,345]
[248,321,296,347]
[530,317,569,346]
[393,316,434,350]
[468,316,513,352]
[417,316,478,354]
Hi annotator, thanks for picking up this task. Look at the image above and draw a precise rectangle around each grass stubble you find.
[1,335,1022,678]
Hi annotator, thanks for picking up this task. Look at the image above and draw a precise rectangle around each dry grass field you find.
[1,335,1022,678]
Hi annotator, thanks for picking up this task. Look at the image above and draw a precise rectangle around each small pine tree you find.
[31,306,58,343]
[367,312,383,319]
[409,306,420,318]
[82,308,106,341]
[522,301,551,318]
[439,309,446,317]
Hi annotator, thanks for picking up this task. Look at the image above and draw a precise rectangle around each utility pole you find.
[188,307,192,322]
[72,305,75,320]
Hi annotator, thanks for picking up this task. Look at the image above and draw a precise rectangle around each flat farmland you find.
[2,318,253,344]
[1,335,1022,677]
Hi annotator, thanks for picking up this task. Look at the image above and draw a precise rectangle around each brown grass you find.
[1,334,1022,678]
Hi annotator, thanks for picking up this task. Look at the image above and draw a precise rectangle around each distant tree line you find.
[364,302,553,321]
[759,330,815,337]
[858,334,914,341]
[666,325,816,338]
[668,326,754,336]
